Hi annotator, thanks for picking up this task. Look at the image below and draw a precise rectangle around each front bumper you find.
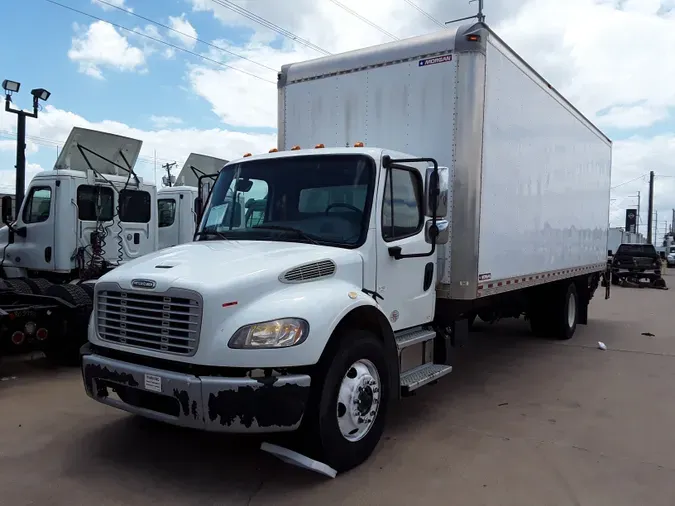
[81,346,311,433]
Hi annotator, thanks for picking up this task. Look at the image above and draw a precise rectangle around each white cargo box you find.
[278,22,612,301]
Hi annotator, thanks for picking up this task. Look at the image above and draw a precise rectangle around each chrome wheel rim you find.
[336,359,381,442]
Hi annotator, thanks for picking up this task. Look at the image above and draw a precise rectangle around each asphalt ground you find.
[1,274,675,505]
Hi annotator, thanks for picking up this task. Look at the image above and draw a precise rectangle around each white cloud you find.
[167,14,198,49]
[150,115,184,128]
[0,163,44,194]
[68,21,146,79]
[91,0,132,12]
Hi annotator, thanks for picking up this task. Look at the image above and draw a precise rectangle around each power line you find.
[210,0,331,55]
[327,0,400,40]
[93,0,277,73]
[43,0,276,84]
[402,0,445,28]
[611,173,648,190]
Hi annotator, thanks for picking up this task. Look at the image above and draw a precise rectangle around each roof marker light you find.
[243,153,252,157]
[354,141,364,147]
[291,145,301,150]
[269,148,279,153]
[315,143,325,148]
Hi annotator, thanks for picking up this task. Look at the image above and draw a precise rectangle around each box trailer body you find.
[278,23,612,301]
[80,22,613,475]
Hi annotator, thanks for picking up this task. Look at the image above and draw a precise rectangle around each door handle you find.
[134,233,140,245]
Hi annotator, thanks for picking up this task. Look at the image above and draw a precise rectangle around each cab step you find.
[400,363,453,394]
[395,327,436,351]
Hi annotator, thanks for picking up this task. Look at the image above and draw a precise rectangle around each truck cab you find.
[0,127,158,282]
[156,153,228,249]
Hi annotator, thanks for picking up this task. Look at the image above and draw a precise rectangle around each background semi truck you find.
[81,21,612,473]
[0,128,227,362]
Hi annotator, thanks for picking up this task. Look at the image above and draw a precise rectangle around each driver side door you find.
[6,183,57,272]
[375,164,436,331]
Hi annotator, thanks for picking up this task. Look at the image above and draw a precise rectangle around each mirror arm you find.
[383,156,440,261]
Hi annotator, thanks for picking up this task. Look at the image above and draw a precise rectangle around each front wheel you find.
[301,330,391,473]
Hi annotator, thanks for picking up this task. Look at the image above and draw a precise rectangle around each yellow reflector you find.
[243,153,252,157]
[354,141,364,147]
[269,148,278,153]
[291,145,301,151]
[315,143,325,148]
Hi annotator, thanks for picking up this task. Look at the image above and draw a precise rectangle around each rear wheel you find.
[43,284,93,366]
[300,330,391,473]
[529,282,578,340]
[24,278,53,295]
[4,279,33,295]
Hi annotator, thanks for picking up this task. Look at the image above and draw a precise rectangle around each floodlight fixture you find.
[2,80,20,93]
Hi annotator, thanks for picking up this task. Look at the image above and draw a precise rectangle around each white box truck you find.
[81,22,612,473]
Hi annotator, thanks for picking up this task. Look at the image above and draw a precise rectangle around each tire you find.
[24,278,53,295]
[300,330,391,473]
[43,284,93,367]
[4,279,33,295]
[530,282,578,340]
[46,283,92,307]
[79,282,95,301]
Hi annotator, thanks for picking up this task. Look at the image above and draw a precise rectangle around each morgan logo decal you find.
[390,310,400,323]
[418,54,452,67]
[131,279,156,289]
[478,273,492,282]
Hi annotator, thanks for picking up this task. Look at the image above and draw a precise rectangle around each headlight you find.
[228,318,309,349]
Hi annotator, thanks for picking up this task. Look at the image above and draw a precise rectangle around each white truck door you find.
[118,188,156,259]
[7,182,57,272]
[158,196,179,248]
[375,164,435,331]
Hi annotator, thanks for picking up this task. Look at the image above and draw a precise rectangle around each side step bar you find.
[395,326,453,394]
[400,363,453,394]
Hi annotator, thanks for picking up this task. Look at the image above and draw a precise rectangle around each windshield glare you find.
[198,154,375,247]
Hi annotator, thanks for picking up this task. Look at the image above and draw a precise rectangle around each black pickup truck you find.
[611,243,663,285]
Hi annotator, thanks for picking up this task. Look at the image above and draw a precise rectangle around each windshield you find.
[197,154,375,247]
[616,244,658,257]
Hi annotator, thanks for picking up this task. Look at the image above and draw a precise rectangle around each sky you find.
[1,0,675,239]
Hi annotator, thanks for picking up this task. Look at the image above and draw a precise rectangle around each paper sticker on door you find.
[144,373,162,392]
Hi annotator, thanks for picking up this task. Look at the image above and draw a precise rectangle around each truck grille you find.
[96,287,202,356]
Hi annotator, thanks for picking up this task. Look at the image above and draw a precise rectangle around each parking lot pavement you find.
[2,277,675,506]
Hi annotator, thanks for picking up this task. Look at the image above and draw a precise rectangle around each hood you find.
[54,127,143,176]
[175,153,229,187]
[99,240,364,293]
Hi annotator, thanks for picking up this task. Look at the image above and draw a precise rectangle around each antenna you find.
[445,0,485,25]
[162,161,177,187]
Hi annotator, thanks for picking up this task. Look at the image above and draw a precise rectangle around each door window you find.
[381,167,424,241]
[22,187,52,224]
[77,185,115,221]
[158,198,176,227]
[119,189,151,223]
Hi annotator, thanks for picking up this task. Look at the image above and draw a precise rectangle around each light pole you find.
[2,79,51,214]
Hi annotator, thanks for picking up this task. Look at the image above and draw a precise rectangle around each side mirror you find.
[425,166,450,217]
[425,219,450,245]
[195,197,203,218]
[607,249,613,257]
[2,195,12,223]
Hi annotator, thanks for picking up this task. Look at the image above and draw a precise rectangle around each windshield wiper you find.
[252,225,319,244]
[194,230,229,241]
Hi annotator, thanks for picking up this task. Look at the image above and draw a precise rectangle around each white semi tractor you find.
[81,22,612,473]
[0,127,227,361]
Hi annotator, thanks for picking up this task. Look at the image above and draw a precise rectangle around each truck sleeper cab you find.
[82,147,449,472]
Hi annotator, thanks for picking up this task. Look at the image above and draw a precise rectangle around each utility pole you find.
[161,161,177,187]
[647,170,655,244]
[636,191,641,234]
[2,79,51,213]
